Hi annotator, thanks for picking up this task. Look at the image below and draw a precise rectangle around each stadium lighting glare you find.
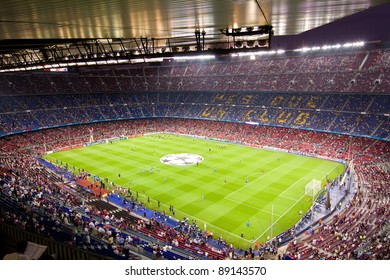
[325,44,341,50]
[294,41,365,52]
[26,66,43,71]
[343,41,365,48]
[232,49,285,58]
[117,59,130,63]
[173,55,215,60]
[0,39,365,73]
[130,58,163,64]
[232,52,252,57]
[302,47,311,52]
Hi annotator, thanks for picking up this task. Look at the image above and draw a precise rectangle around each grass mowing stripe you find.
[224,164,287,199]
[43,133,345,247]
[224,196,283,216]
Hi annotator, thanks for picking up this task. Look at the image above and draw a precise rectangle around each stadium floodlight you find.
[130,58,163,63]
[343,41,365,48]
[294,41,365,53]
[173,55,215,61]
[232,49,285,58]
[293,47,310,52]
[220,25,273,37]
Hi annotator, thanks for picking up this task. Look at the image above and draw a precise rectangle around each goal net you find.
[305,179,322,197]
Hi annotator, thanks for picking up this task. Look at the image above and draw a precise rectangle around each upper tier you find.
[1,48,390,95]
[0,48,388,139]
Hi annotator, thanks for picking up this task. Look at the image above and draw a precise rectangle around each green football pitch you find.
[43,133,345,248]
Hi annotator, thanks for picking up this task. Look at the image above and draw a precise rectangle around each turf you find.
[43,133,345,248]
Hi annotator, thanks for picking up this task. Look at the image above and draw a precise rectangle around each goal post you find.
[305,179,322,197]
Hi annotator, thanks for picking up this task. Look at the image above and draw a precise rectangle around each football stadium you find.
[0,0,389,262]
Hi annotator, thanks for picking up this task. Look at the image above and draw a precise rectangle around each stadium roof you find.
[1,0,388,39]
[0,0,389,71]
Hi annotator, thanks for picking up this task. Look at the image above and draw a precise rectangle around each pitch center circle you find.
[160,153,204,166]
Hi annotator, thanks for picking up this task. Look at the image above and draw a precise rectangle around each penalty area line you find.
[279,177,305,197]
[224,197,282,217]
[225,164,287,200]
[255,192,307,242]
[254,163,341,242]
[153,200,256,243]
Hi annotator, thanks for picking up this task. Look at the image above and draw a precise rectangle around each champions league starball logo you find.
[160,153,204,166]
